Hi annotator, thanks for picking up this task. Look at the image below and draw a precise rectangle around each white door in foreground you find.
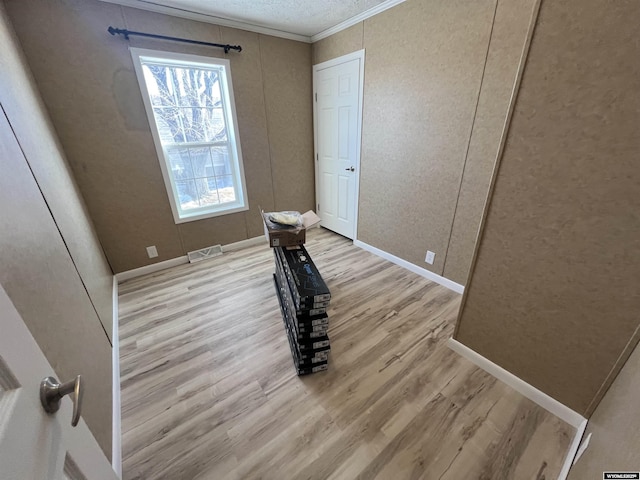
[314,50,364,239]
[0,283,117,480]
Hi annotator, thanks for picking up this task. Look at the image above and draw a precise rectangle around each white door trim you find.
[313,49,365,240]
[112,276,122,479]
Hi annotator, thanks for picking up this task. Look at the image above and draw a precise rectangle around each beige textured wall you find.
[5,0,313,273]
[0,3,112,457]
[442,0,537,284]
[568,339,640,478]
[312,23,363,65]
[312,0,536,284]
[260,34,316,217]
[358,0,495,274]
[0,4,114,337]
[455,0,640,415]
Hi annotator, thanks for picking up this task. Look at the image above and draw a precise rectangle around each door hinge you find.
[315,92,317,102]
[317,203,320,211]
[316,153,319,161]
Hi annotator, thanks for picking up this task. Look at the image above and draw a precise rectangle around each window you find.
[131,48,248,223]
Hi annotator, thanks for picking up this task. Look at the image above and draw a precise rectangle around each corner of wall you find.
[111,276,122,478]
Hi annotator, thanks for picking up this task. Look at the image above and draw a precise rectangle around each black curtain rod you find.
[107,27,242,53]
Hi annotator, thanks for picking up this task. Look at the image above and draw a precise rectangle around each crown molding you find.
[98,0,407,45]
[311,0,406,42]
[97,0,312,43]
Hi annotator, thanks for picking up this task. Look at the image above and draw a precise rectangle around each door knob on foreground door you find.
[40,375,84,427]
[345,166,355,172]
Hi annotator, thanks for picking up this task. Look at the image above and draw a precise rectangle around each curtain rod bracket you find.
[107,27,242,53]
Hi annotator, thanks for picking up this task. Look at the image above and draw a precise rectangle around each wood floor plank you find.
[119,227,574,479]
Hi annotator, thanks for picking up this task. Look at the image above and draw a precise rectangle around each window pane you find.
[142,65,223,108]
[175,180,199,210]
[135,51,248,220]
[170,67,222,107]
[202,108,226,142]
[195,178,220,206]
[201,176,236,204]
[182,108,226,143]
[216,176,236,203]
[153,107,185,144]
[211,146,232,176]
[166,148,193,180]
[189,147,213,178]
[142,65,177,107]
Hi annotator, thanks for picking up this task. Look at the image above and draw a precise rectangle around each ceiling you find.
[98,0,404,42]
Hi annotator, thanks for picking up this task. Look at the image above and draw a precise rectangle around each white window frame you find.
[130,47,249,223]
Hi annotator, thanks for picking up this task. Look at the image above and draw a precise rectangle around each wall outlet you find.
[146,245,158,258]
[425,250,435,265]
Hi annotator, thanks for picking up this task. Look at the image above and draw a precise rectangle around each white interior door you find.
[314,50,365,239]
[0,283,117,480]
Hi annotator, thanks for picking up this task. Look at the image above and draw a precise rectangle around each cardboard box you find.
[273,250,328,317]
[274,274,328,341]
[273,274,331,375]
[275,245,331,307]
[261,210,321,248]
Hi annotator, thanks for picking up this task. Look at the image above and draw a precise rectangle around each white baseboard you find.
[447,338,587,479]
[353,240,464,294]
[221,235,267,252]
[115,236,268,283]
[115,256,188,283]
[111,277,122,479]
[558,418,588,480]
[447,338,586,428]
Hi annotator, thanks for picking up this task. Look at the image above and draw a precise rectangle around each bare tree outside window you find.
[132,49,247,223]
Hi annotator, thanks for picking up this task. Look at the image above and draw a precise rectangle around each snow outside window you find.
[131,48,248,223]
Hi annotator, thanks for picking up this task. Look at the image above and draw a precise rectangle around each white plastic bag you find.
[268,211,303,227]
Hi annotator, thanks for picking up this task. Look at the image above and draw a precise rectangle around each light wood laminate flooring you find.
[118,228,574,480]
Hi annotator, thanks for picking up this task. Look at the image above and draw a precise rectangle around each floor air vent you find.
[187,245,223,263]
